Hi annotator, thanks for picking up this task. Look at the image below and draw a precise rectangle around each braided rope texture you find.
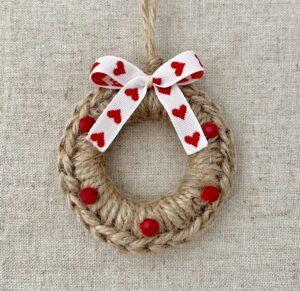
[57,84,235,253]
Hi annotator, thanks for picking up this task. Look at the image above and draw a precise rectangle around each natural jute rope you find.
[141,0,163,73]
[57,0,235,253]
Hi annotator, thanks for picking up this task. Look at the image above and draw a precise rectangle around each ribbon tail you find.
[87,76,148,152]
[154,85,208,155]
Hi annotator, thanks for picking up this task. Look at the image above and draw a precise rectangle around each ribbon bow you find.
[88,51,208,155]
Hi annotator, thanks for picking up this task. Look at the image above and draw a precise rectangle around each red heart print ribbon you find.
[88,51,208,155]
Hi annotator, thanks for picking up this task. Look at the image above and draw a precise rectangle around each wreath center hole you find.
[105,121,187,202]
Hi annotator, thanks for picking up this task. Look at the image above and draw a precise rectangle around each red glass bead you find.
[79,187,99,204]
[79,116,96,133]
[200,186,220,203]
[202,122,219,139]
[139,218,159,237]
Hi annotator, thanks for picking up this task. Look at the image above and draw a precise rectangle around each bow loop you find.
[87,51,208,155]
[152,51,204,88]
[90,56,147,89]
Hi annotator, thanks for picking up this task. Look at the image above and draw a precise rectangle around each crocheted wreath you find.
[58,81,235,252]
[58,1,235,253]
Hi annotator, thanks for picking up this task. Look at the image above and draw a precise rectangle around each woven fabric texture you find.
[1,0,299,290]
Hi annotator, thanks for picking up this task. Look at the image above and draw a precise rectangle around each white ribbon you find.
[88,51,208,155]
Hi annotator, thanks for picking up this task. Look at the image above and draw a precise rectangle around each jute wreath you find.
[58,0,235,252]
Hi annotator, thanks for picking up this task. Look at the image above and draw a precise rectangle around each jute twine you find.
[57,0,235,253]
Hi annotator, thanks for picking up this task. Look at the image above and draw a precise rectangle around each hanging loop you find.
[141,0,163,73]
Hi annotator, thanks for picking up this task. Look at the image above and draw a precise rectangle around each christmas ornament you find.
[58,0,235,252]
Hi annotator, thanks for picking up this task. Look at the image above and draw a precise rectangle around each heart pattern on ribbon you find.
[91,72,109,86]
[107,109,122,124]
[158,86,172,95]
[91,132,105,148]
[88,51,207,155]
[113,61,126,76]
[172,104,187,120]
[184,131,200,148]
[125,88,139,101]
[171,61,185,76]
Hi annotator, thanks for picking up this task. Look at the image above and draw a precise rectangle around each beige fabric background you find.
[1,0,299,290]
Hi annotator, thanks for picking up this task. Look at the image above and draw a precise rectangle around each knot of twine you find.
[146,75,153,88]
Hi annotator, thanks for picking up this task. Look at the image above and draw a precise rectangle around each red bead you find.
[202,122,219,139]
[79,187,99,204]
[139,218,159,237]
[200,186,220,203]
[79,116,96,133]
